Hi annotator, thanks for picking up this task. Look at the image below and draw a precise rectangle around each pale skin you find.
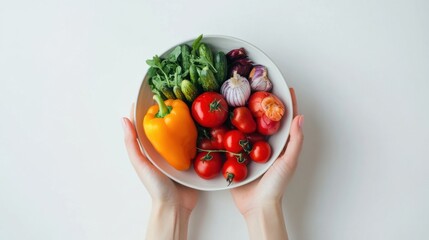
[122,88,304,240]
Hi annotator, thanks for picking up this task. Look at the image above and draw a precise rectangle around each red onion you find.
[229,58,253,78]
[220,72,251,107]
[226,48,247,62]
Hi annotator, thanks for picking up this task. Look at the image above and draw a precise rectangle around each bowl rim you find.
[133,34,293,191]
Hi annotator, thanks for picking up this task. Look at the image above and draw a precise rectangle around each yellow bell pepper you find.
[143,95,197,171]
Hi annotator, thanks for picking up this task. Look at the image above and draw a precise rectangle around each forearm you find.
[146,202,192,240]
[244,202,288,240]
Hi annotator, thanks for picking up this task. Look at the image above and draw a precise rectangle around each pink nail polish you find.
[299,115,304,128]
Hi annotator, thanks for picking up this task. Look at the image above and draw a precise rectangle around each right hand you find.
[231,89,304,216]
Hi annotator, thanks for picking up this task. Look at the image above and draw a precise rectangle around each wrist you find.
[243,200,282,222]
[244,198,281,215]
[152,201,193,225]
[146,202,192,240]
[152,201,193,217]
[243,201,288,240]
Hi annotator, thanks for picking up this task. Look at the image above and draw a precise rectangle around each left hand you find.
[122,110,199,213]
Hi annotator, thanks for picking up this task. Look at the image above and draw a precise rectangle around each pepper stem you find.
[153,94,170,118]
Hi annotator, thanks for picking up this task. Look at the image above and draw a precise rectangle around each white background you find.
[1,0,428,239]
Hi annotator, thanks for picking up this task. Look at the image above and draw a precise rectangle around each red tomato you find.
[250,141,272,163]
[223,130,252,153]
[192,92,229,128]
[197,125,228,150]
[256,115,281,135]
[222,158,248,185]
[246,132,267,144]
[248,91,270,118]
[210,125,229,149]
[248,91,286,121]
[197,138,216,150]
[225,151,251,165]
[231,107,257,133]
[193,152,223,179]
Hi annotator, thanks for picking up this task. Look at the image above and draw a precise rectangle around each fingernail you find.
[298,115,304,128]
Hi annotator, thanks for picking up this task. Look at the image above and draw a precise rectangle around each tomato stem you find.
[203,153,213,160]
[209,99,221,112]
[196,148,241,157]
[239,139,252,153]
[226,173,234,186]
[208,98,228,112]
[197,148,248,164]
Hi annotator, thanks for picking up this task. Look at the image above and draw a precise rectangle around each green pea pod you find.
[198,43,214,65]
[199,66,219,92]
[214,51,227,84]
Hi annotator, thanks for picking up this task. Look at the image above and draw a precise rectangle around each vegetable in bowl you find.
[135,34,293,191]
[145,35,226,103]
[143,95,197,171]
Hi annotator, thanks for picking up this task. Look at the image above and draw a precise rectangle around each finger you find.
[128,103,146,158]
[122,117,149,170]
[276,115,304,175]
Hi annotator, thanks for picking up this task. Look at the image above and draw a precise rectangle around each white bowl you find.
[134,35,293,191]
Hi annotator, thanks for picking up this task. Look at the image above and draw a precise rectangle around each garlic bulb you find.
[220,72,251,107]
[248,65,273,91]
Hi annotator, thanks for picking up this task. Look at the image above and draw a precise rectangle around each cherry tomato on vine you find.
[223,130,252,153]
[192,92,229,128]
[231,107,256,133]
[197,138,216,150]
[209,125,229,149]
[225,151,251,166]
[250,141,272,163]
[197,125,228,150]
[222,158,248,185]
[193,152,223,180]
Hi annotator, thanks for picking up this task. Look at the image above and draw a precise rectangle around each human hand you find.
[230,89,303,240]
[122,107,199,239]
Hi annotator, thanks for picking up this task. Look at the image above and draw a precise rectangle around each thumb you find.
[122,117,155,177]
[273,115,304,179]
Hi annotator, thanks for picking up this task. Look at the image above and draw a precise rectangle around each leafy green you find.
[191,34,203,55]
[192,55,217,73]
[147,67,157,78]
[145,34,216,101]
[167,46,182,62]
